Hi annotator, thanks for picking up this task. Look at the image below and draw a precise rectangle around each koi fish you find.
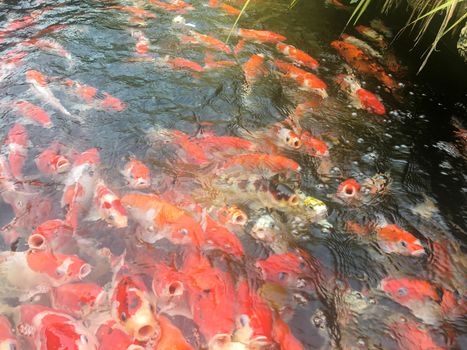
[22,38,72,61]
[63,79,127,111]
[331,40,397,90]
[27,219,73,251]
[61,148,100,228]
[0,11,39,40]
[272,316,304,350]
[147,0,194,12]
[204,53,236,70]
[243,54,267,86]
[276,42,319,70]
[182,30,231,53]
[334,73,385,115]
[19,304,98,350]
[107,5,158,19]
[193,133,255,155]
[182,251,236,343]
[121,193,203,245]
[26,69,74,118]
[355,25,387,48]
[222,153,301,173]
[219,3,241,15]
[121,159,151,189]
[96,320,142,350]
[13,100,53,128]
[375,224,425,256]
[233,280,273,345]
[4,123,29,179]
[157,315,194,350]
[237,28,286,43]
[274,59,328,98]
[388,318,445,350]
[111,275,159,342]
[132,30,150,55]
[87,180,128,228]
[148,128,209,164]
[31,24,69,38]
[299,130,329,156]
[203,214,245,257]
[341,34,382,59]
[370,19,393,38]
[0,50,27,81]
[379,277,449,325]
[35,144,71,176]
[52,282,106,318]
[256,250,319,290]
[0,316,17,350]
[162,55,204,72]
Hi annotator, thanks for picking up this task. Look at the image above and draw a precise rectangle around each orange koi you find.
[203,53,236,70]
[389,318,445,350]
[22,38,72,61]
[27,219,73,251]
[220,3,241,15]
[375,224,425,256]
[164,56,204,72]
[300,131,329,156]
[272,316,304,350]
[187,30,231,53]
[276,42,319,70]
[223,153,301,173]
[243,53,267,86]
[237,28,286,43]
[194,134,255,154]
[203,214,245,257]
[157,315,194,349]
[217,205,248,226]
[336,179,361,202]
[96,320,141,350]
[331,40,397,90]
[35,144,70,176]
[14,100,53,128]
[147,0,194,12]
[132,30,150,55]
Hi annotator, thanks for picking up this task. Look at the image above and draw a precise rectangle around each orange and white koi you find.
[122,193,203,245]
[334,74,385,115]
[22,38,72,61]
[121,159,151,189]
[132,30,150,55]
[375,224,425,256]
[341,33,382,59]
[14,100,53,128]
[276,42,319,70]
[274,59,328,98]
[87,180,128,228]
[26,69,73,117]
[4,123,29,179]
[61,148,100,228]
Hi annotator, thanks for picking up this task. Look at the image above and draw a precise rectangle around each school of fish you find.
[0,0,465,349]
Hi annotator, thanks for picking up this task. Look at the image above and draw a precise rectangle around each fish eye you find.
[398,287,408,296]
[278,272,288,281]
[120,312,127,321]
[400,241,408,247]
[179,228,189,235]
[239,314,249,327]
[108,214,115,221]
[286,137,290,142]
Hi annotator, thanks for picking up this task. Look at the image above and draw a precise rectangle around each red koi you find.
[203,214,245,257]
[107,6,158,18]
[272,316,304,350]
[27,219,73,251]
[121,159,151,189]
[52,283,106,318]
[35,144,71,176]
[14,100,53,128]
[237,28,286,43]
[156,315,194,350]
[187,30,231,53]
[336,179,361,202]
[164,56,204,72]
[243,53,267,86]
[223,153,301,173]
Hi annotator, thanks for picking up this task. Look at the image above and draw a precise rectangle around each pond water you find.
[0,0,465,349]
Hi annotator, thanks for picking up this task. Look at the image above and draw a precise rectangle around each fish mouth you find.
[166,281,184,297]
[136,324,158,342]
[209,333,232,349]
[28,233,46,250]
[127,346,145,350]
[55,157,70,173]
[79,264,92,280]
[232,212,248,226]
[411,248,426,257]
[341,184,357,197]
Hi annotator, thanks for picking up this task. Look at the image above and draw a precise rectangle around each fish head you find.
[217,205,248,226]
[101,199,128,228]
[112,276,160,342]
[26,69,46,86]
[336,179,361,201]
[96,321,134,350]
[356,89,386,115]
[251,215,280,243]
[376,225,425,256]
[52,283,107,318]
[51,154,71,174]
[379,277,440,305]
[278,128,302,149]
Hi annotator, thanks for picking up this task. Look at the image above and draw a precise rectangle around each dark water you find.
[0,0,466,349]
